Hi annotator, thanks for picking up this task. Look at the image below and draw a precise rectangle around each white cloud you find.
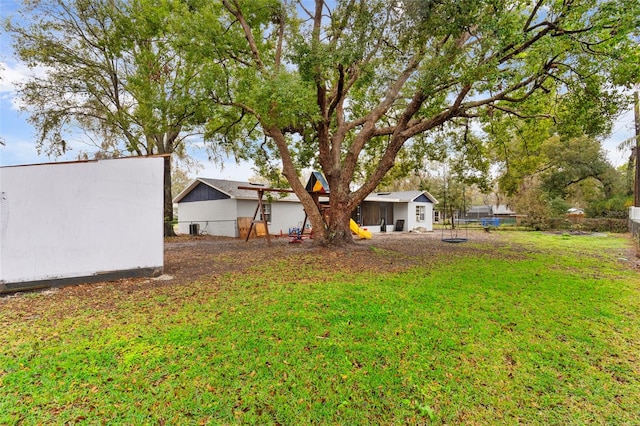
[181,139,259,181]
[0,113,103,167]
[0,60,29,93]
[196,160,257,181]
[0,60,46,111]
[0,136,40,166]
[602,108,635,167]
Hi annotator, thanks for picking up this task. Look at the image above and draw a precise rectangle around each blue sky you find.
[0,0,636,178]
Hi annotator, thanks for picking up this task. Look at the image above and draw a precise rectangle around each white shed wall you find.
[0,157,164,285]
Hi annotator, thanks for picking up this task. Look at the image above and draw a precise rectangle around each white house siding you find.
[270,202,307,235]
[393,203,409,231]
[426,202,435,231]
[178,199,306,238]
[177,198,238,237]
[0,157,163,290]
[407,201,434,232]
[236,199,306,236]
[236,199,259,218]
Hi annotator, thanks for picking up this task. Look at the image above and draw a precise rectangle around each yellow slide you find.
[350,219,372,239]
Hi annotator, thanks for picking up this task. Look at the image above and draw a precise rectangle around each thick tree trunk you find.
[303,184,356,246]
[265,126,358,246]
[300,200,356,247]
[163,155,176,237]
[323,202,355,246]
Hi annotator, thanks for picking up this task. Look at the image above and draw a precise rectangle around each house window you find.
[434,210,440,223]
[260,203,272,223]
[416,205,425,222]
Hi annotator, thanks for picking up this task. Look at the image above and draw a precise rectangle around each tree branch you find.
[222,0,266,71]
[524,0,545,32]
[274,6,285,71]
[490,104,553,120]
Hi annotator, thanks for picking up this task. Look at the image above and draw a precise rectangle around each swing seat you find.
[441,237,468,243]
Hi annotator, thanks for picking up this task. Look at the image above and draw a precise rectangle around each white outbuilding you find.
[0,157,164,294]
[355,190,438,233]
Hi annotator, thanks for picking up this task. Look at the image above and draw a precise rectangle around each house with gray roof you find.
[173,178,305,237]
[174,178,438,237]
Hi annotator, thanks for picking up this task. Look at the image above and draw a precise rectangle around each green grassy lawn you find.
[1,232,639,424]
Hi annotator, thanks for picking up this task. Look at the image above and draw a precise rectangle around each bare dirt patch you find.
[0,231,498,320]
[162,229,505,282]
[3,230,637,319]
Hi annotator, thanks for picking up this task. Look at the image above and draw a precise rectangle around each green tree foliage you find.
[5,0,213,236]
[507,135,629,221]
[512,178,554,230]
[539,136,616,198]
[178,0,638,245]
[586,195,632,218]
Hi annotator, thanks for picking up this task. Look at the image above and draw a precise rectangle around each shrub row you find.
[539,218,629,233]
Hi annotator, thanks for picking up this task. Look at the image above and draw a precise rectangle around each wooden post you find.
[258,189,271,246]
[237,185,308,246]
[245,189,272,246]
[245,196,261,242]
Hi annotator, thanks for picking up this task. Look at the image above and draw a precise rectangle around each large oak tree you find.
[183,0,638,245]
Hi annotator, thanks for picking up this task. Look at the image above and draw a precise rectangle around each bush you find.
[586,196,632,218]
[579,218,628,233]
[546,217,572,230]
[525,217,628,233]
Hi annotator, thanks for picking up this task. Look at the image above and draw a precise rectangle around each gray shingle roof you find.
[198,178,268,199]
[173,178,299,203]
[364,190,438,203]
